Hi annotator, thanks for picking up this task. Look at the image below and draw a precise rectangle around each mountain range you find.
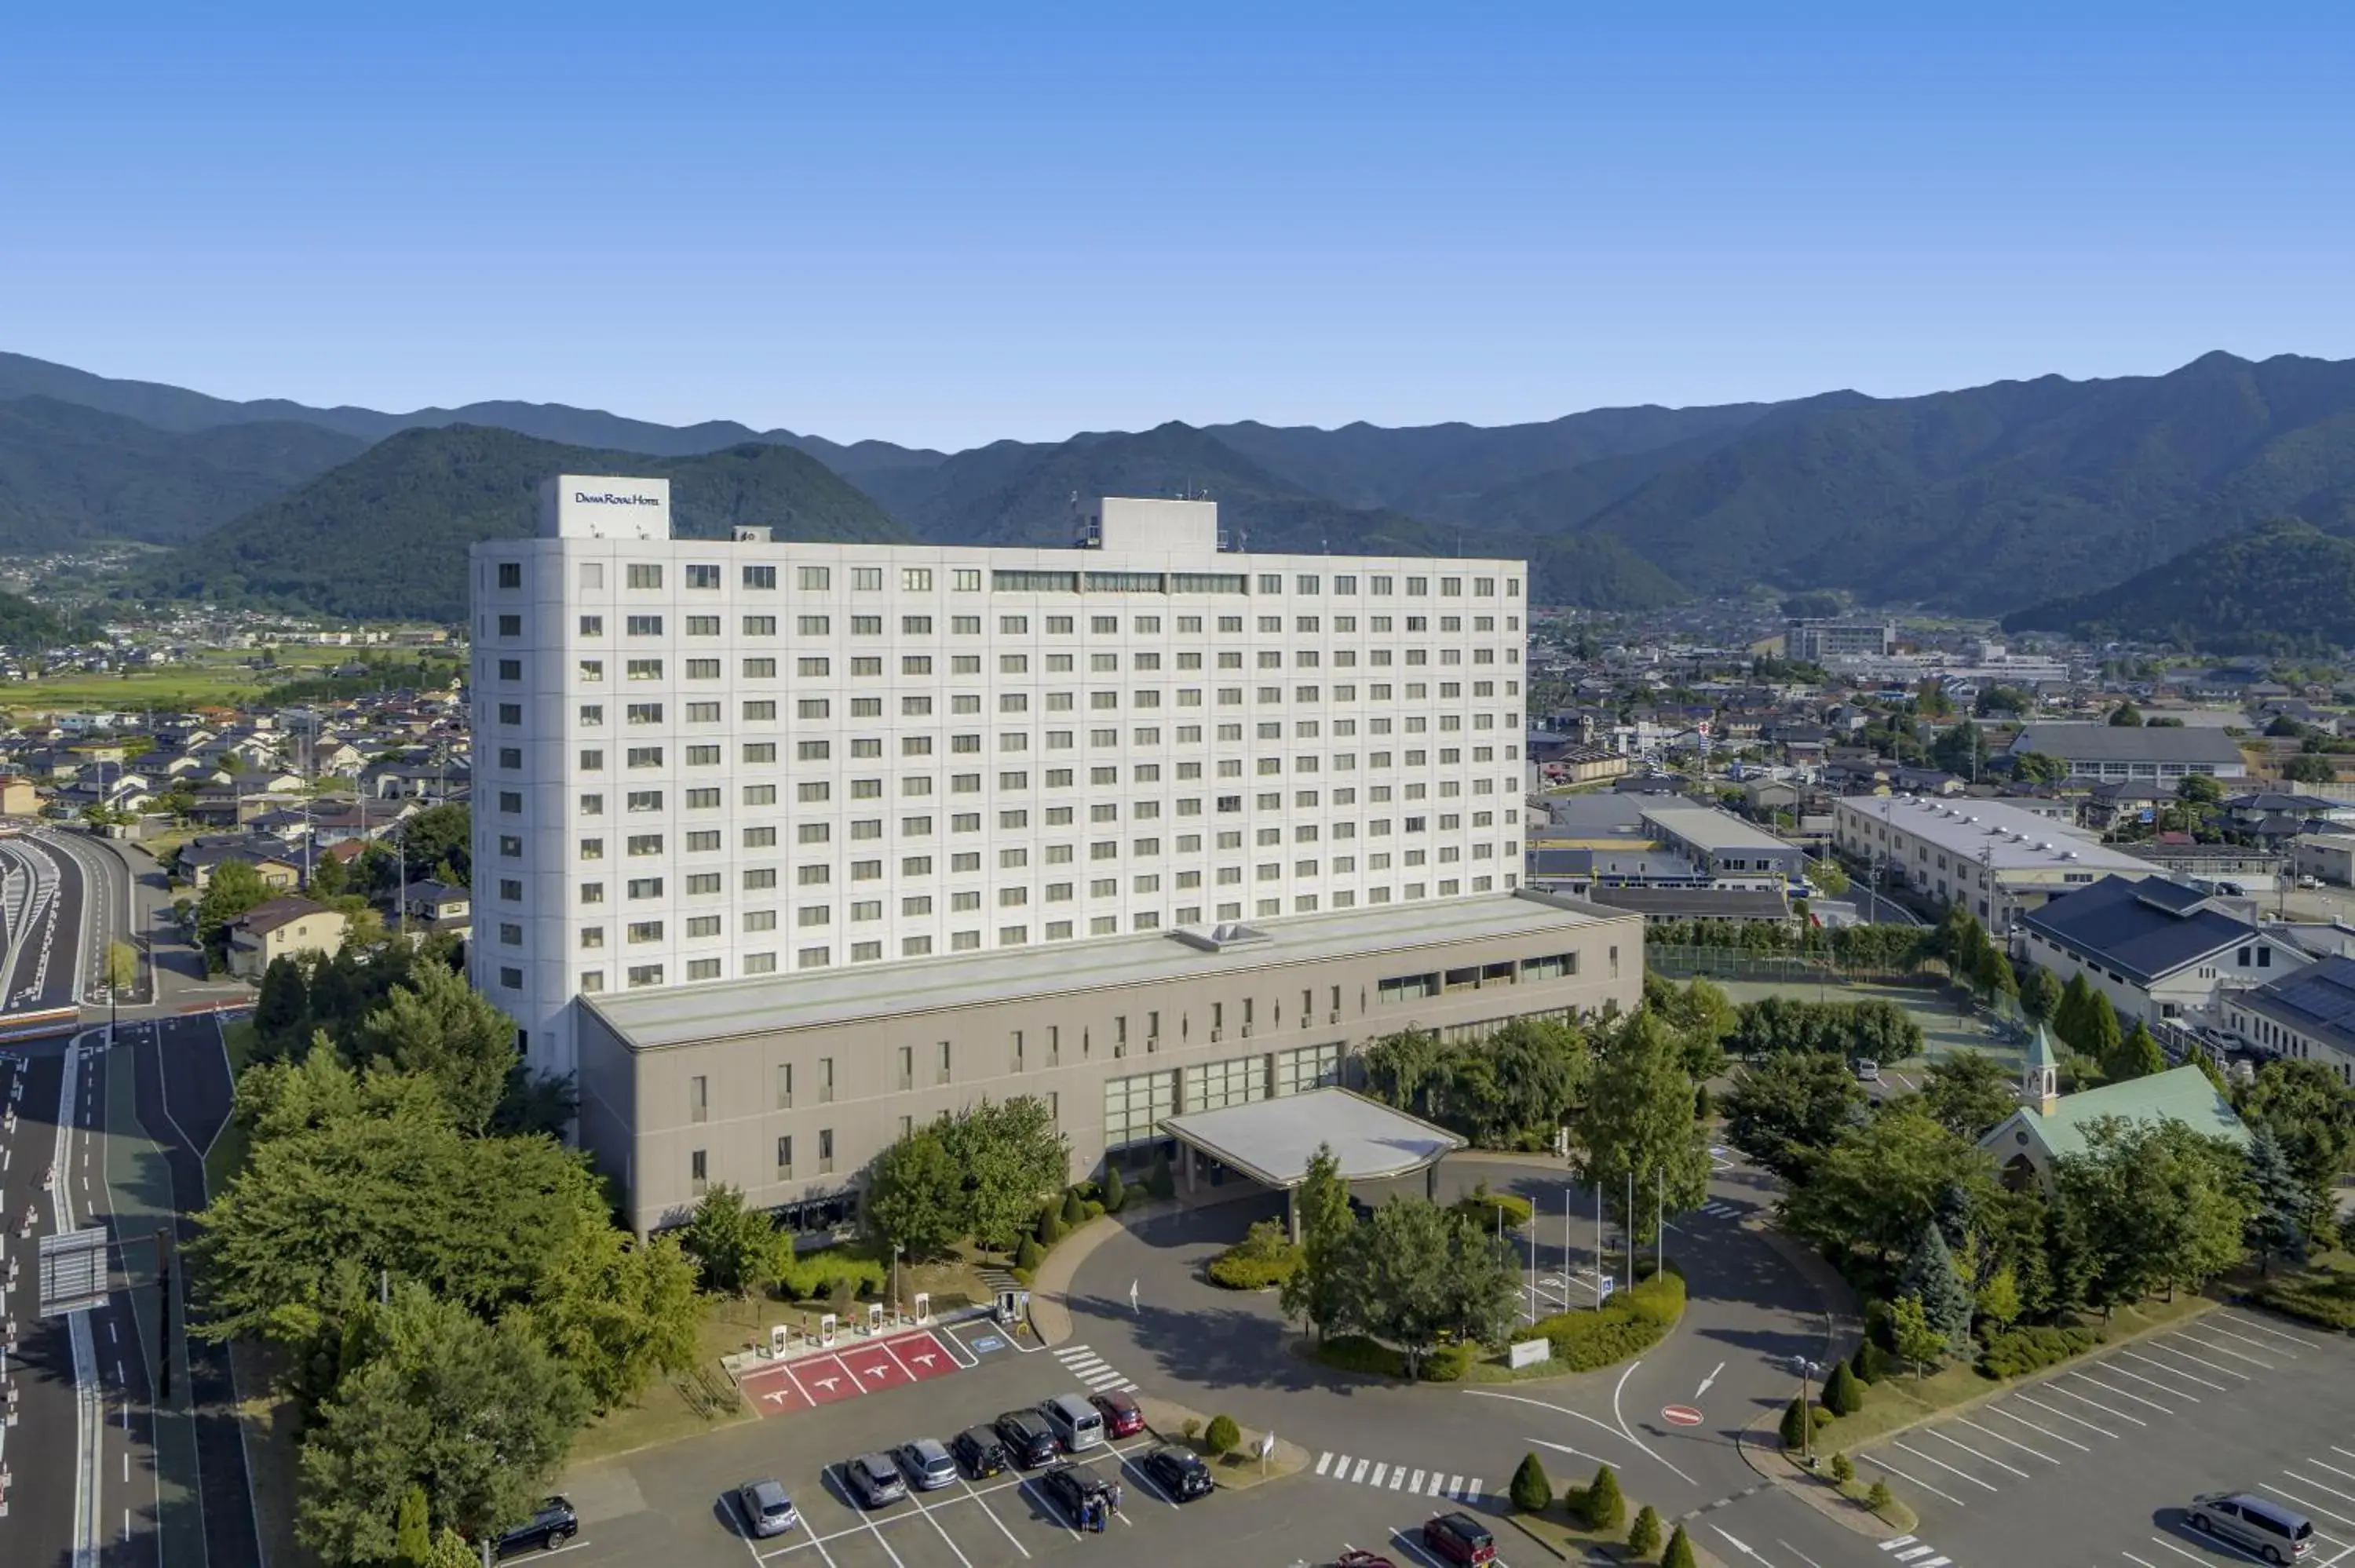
[9,347,2355,637]
[2004,518,2355,655]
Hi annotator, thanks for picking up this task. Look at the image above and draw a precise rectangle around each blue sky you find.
[5,2,2350,449]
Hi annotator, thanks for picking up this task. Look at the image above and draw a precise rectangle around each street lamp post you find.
[1791,1355,1824,1465]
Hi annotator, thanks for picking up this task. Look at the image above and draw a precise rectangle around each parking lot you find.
[546,1318,1487,1568]
[1856,1306,2355,1566]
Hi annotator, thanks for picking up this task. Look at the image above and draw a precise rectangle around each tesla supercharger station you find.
[912,1291,932,1325]
[864,1303,885,1336]
[768,1325,789,1358]
[819,1312,838,1348]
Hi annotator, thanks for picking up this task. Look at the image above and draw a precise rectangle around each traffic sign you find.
[1661,1404,1704,1427]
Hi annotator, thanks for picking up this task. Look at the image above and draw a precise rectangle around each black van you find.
[2190,1491,2312,1562]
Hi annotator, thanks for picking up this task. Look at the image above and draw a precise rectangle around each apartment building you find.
[471,480,1534,1084]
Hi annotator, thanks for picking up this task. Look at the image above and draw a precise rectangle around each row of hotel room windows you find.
[495,615,1521,646]
[495,560,1522,599]
[496,877,1526,990]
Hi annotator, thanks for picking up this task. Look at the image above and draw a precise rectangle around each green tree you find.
[353,958,518,1133]
[254,955,312,1054]
[864,1126,962,1257]
[1864,1479,1894,1515]
[310,848,351,899]
[195,859,272,965]
[2083,992,2123,1070]
[1509,1450,1552,1513]
[2177,773,2224,805]
[1627,1504,1663,1557]
[1333,1198,1514,1377]
[2014,751,2070,785]
[1889,1293,1944,1380]
[1720,1052,1864,1181]
[2019,965,2062,1023]
[1972,945,2017,1007]
[2053,972,2094,1052]
[397,804,472,887]
[1663,1523,1700,1568]
[1575,1013,1711,1242]
[1360,1028,1447,1114]
[2109,702,2144,727]
[1100,1165,1127,1214]
[1919,1051,2020,1141]
[1582,1463,1625,1531]
[393,1484,432,1568]
[2244,1125,2315,1272]
[1778,1395,1810,1450]
[1821,1358,1864,1417]
[1975,1265,2022,1331]
[1898,1222,1973,1354]
[938,1096,1068,1251]
[1805,857,1851,897]
[1830,1451,1855,1484]
[1203,1414,1240,1457]
[1279,1143,1356,1344]
[2053,1115,2253,1308]
[2108,1020,2167,1082]
[2238,1057,2355,1220]
[677,1184,778,1300]
[1782,1102,1993,1262]
[2285,753,2339,785]
[294,1284,587,1561]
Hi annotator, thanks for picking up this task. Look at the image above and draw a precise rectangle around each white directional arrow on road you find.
[1696,1361,1724,1398]
[1711,1524,1778,1566]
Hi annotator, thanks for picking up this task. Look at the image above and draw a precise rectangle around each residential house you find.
[0,775,39,815]
[226,897,349,981]
[176,837,302,893]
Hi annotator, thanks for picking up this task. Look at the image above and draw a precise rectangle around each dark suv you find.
[1141,1445,1212,1501]
[995,1408,1060,1468]
[1040,1462,1118,1531]
[951,1425,1009,1479]
[493,1497,579,1556]
[1421,1511,1496,1565]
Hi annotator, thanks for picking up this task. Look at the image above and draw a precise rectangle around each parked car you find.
[733,1479,798,1537]
[1334,1553,1399,1568]
[2189,1490,2313,1561]
[1853,1058,1881,1083]
[1039,1392,1105,1451]
[1140,1445,1212,1501]
[842,1453,907,1509]
[1090,1388,1145,1439]
[492,1497,578,1556]
[995,1408,1061,1468]
[1039,1462,1119,1531]
[2299,874,2324,890]
[951,1424,1009,1479]
[1421,1511,1497,1565]
[895,1437,958,1491]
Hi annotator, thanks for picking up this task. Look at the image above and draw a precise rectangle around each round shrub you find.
[1014,1234,1043,1271]
[1830,1451,1855,1485]
[1627,1504,1663,1557]
[1420,1341,1474,1382]
[1866,1479,1894,1514]
[1205,1218,1300,1289]
[1203,1414,1240,1457]
[1061,1190,1088,1227]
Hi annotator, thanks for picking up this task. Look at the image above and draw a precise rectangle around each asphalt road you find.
[0,833,89,1017]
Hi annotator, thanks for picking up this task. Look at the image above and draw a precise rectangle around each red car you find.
[1421,1512,1497,1566]
[1089,1389,1145,1439]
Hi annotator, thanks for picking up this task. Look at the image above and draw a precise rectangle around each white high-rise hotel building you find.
[471,477,1529,1081]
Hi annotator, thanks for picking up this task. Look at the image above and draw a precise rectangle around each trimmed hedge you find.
[773,1245,889,1301]
[1977,1324,2104,1380]
[1205,1219,1301,1290]
[1528,1265,1687,1372]
[1455,1183,1537,1229]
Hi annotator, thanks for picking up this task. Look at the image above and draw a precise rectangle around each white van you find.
[2190,1490,2312,1561]
[1038,1394,1104,1453]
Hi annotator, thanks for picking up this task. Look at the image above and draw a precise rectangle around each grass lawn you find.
[1712,975,2022,1075]
[1512,1504,1723,1566]
[2241,1248,2355,1330]
[1813,1293,2216,1453]
[203,1018,259,1195]
[0,667,276,712]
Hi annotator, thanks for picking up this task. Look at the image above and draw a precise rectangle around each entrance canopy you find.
[1160,1087,1465,1190]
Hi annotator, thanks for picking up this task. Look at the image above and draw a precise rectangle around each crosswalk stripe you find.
[1426,1471,1444,1497]
[1445,1474,1463,1497]
[1082,1369,1126,1389]
[1389,1468,1408,1490]
[1351,1458,1370,1482]
[1466,1478,1484,1500]
[1115,1380,1137,1393]
[1918,1559,1948,1566]
[1064,1355,1110,1374]
[1370,1464,1388,1486]
[1408,1469,1425,1491]
[1316,1453,1334,1476]
[1879,1537,1916,1551]
[1056,1344,1090,1357]
[1894,1549,1930,1562]
[1334,1454,1353,1479]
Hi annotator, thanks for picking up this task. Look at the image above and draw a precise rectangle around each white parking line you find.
[1861,1453,1966,1508]
[2063,1369,2174,1415]
[2145,1537,2221,1565]
[2200,1320,2299,1357]
[2010,1391,2118,1439]
[2311,1458,2355,1484]
[1890,1440,2001,1491]
[2040,1382,2146,1427]
[2266,1481,2355,1533]
[1954,1417,2057,1464]
[952,1473,1028,1559]
[1922,1428,2029,1478]
[2174,1332,2276,1370]
[1984,1402,2090,1449]
[822,1468,909,1568]
[903,1483,977,1568]
[2120,1552,2159,1566]
[2120,1347,2229,1392]
[2093,1358,2202,1401]
[2286,1471,2355,1515]
[2220,1311,2323,1349]
[2142,1340,2250,1380]
[1115,1450,1179,1510]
